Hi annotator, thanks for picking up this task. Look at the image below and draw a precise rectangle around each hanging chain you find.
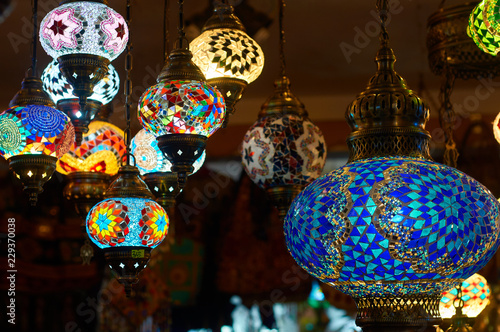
[30,0,38,76]
[279,0,286,77]
[377,0,389,45]
[124,0,133,164]
[439,70,459,168]
[177,0,186,49]
[163,0,170,63]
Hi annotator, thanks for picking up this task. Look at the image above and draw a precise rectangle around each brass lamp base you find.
[157,134,207,189]
[104,246,152,297]
[57,99,103,145]
[9,154,57,206]
[143,172,180,209]
[63,171,111,221]
[355,295,441,332]
[207,77,247,128]
[57,54,109,110]
[266,185,303,220]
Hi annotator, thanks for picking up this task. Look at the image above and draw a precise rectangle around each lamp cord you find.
[279,0,286,77]
[31,0,38,76]
[376,0,389,44]
[439,70,458,168]
[163,0,169,63]
[124,0,133,164]
[177,0,186,49]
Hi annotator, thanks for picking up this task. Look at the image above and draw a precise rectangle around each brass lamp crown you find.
[346,41,431,162]
[259,76,308,118]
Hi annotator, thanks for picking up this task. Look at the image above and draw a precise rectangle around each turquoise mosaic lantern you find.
[284,21,500,331]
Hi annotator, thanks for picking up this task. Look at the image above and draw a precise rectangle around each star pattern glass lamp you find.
[468,0,500,56]
[190,1,264,127]
[58,120,126,220]
[131,129,206,208]
[39,0,128,110]
[283,2,500,331]
[241,0,326,220]
[440,273,490,324]
[42,59,120,144]
[138,0,225,189]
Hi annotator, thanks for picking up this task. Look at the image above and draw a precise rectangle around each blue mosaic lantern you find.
[284,24,500,331]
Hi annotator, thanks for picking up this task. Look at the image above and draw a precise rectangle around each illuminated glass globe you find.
[242,113,326,189]
[285,156,500,298]
[468,0,500,55]
[191,27,264,84]
[42,60,120,105]
[493,111,500,143]
[0,104,75,204]
[86,197,169,249]
[131,129,206,175]
[0,104,74,159]
[39,1,128,61]
[440,273,490,319]
[190,3,264,127]
[57,121,126,175]
[138,80,225,138]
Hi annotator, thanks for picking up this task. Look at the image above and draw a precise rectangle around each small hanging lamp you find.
[138,0,225,189]
[130,129,205,208]
[39,0,128,111]
[41,59,120,144]
[439,273,490,330]
[468,0,500,56]
[190,0,265,127]
[241,0,326,219]
[0,0,74,205]
[284,1,500,331]
[86,0,169,296]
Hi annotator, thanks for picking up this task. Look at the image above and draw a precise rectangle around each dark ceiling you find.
[1,0,499,129]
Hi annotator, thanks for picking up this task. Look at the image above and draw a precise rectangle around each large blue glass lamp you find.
[284,7,500,332]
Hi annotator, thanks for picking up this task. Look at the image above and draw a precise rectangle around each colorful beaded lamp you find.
[39,0,128,110]
[0,77,74,205]
[241,0,326,220]
[58,120,126,220]
[440,273,490,320]
[131,129,206,208]
[283,2,500,331]
[137,0,225,189]
[42,59,120,144]
[468,0,500,55]
[190,2,264,127]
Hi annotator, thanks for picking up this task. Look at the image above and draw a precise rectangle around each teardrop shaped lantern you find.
[190,2,264,127]
[468,0,500,56]
[39,0,128,110]
[284,2,500,331]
